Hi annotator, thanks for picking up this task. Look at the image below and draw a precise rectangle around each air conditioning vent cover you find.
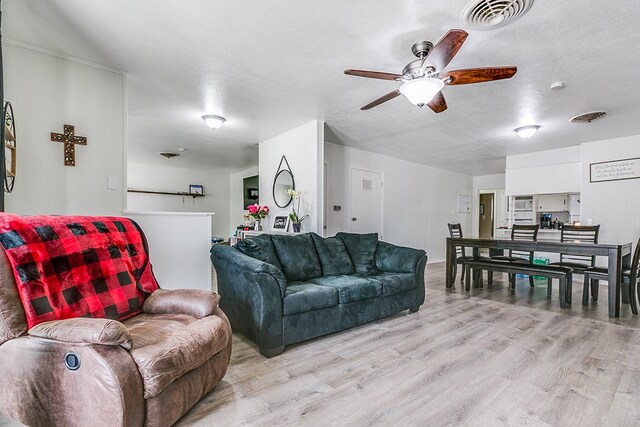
[569,111,607,123]
[462,0,534,30]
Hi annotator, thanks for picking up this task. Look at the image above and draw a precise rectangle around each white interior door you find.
[350,169,383,237]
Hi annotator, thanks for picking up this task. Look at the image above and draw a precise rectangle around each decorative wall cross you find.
[51,124,87,166]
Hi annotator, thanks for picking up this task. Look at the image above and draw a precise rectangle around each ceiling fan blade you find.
[421,29,468,73]
[427,91,447,113]
[442,67,517,85]
[361,90,401,110]
[345,69,403,81]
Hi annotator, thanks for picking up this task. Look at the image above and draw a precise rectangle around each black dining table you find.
[445,237,633,318]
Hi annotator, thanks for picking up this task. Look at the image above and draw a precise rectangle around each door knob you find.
[351,217,357,221]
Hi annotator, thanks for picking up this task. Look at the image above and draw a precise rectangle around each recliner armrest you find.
[142,289,220,318]
[28,318,132,350]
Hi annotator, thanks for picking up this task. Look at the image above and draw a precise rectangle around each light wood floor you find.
[178,262,640,426]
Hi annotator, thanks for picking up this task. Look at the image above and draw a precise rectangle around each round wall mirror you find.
[273,169,294,208]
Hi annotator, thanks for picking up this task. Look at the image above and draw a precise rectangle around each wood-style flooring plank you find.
[172,262,640,426]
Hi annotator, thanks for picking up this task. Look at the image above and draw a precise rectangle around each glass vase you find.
[292,223,301,233]
[254,219,262,231]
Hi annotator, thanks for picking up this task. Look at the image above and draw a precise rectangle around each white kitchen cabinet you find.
[537,194,568,212]
[568,194,580,216]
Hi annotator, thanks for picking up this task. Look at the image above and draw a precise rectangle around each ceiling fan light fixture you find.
[202,115,226,129]
[399,78,444,107]
[515,125,540,139]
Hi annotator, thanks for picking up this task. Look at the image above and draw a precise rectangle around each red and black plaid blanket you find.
[0,214,159,328]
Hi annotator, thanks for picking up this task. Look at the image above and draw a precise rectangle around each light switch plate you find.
[107,176,118,190]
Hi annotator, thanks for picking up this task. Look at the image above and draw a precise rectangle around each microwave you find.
[513,198,533,210]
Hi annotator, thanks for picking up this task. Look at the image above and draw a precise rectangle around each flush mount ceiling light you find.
[202,115,226,129]
[515,125,540,139]
[399,78,445,108]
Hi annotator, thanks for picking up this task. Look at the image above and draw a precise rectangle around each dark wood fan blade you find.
[423,29,468,73]
[361,90,401,110]
[345,69,402,81]
[442,67,517,85]
[427,91,447,113]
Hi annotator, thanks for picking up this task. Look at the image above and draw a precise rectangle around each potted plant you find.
[247,204,269,231]
[286,189,308,232]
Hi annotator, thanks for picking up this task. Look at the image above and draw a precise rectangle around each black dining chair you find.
[488,224,540,288]
[583,236,640,315]
[547,224,600,304]
[447,223,474,283]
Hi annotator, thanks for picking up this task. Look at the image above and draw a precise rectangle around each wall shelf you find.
[127,189,204,198]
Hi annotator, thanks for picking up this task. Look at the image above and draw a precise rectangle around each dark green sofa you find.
[210,232,427,357]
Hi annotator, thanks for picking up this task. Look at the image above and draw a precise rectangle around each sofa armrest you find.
[210,244,285,353]
[375,241,428,274]
[143,289,220,318]
[28,318,132,350]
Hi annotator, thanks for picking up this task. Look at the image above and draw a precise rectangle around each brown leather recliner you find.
[0,250,232,427]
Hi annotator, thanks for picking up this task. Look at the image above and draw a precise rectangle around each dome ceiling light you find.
[202,115,226,129]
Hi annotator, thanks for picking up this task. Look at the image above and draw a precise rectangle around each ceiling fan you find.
[344,29,517,113]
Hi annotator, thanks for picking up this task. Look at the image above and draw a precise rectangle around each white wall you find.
[127,162,230,238]
[4,42,126,215]
[229,165,259,236]
[580,135,640,245]
[258,120,324,233]
[325,143,472,263]
[472,174,507,236]
[505,146,581,196]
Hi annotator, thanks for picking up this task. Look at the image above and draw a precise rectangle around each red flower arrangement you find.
[247,204,270,220]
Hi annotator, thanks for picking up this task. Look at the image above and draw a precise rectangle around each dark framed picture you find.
[272,215,289,230]
[247,188,259,199]
[189,185,204,195]
[479,204,485,215]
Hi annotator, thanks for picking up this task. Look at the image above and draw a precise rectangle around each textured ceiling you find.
[4,0,640,175]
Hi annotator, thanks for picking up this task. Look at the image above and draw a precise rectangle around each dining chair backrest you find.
[509,224,539,261]
[560,224,600,266]
[630,235,640,285]
[447,223,465,258]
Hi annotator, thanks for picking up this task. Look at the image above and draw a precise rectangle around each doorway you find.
[350,168,383,237]
[479,193,495,239]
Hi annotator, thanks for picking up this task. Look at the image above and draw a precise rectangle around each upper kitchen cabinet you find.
[536,194,567,212]
[505,146,581,196]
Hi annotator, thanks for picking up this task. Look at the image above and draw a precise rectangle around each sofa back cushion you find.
[234,234,283,272]
[271,234,322,283]
[336,232,379,275]
[310,233,354,276]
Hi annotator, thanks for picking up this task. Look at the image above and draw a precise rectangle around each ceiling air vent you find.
[569,111,607,123]
[159,151,180,159]
[461,0,534,30]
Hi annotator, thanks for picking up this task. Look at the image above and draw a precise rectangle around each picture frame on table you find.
[189,185,204,195]
[272,215,290,231]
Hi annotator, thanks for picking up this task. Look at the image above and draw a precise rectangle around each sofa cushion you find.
[234,234,283,272]
[367,272,416,296]
[310,275,382,303]
[310,233,355,276]
[124,312,231,399]
[283,282,339,315]
[271,234,322,283]
[336,232,379,275]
